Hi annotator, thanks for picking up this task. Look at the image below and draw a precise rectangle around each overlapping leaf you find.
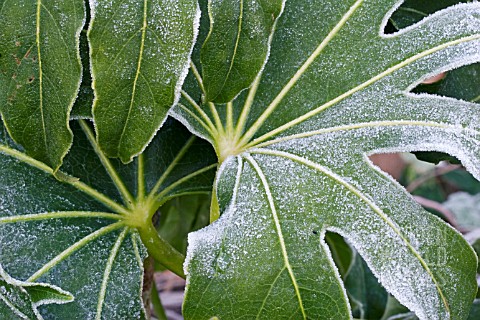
[0,117,216,319]
[89,0,200,163]
[176,0,480,318]
[0,0,84,170]
[0,264,73,319]
[201,0,285,103]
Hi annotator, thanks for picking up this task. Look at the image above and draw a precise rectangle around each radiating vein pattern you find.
[183,1,480,319]
[89,0,200,162]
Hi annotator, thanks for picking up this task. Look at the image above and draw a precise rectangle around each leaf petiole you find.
[137,221,186,279]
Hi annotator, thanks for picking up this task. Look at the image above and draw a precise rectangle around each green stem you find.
[137,221,186,279]
[79,120,136,209]
[210,187,220,223]
[137,153,145,201]
[226,101,234,136]
[209,102,225,135]
[151,282,168,320]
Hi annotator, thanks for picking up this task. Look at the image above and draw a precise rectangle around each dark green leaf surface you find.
[201,0,284,103]
[0,115,216,318]
[0,264,73,319]
[0,0,84,170]
[345,251,389,319]
[178,1,480,319]
[158,194,211,254]
[325,232,353,278]
[438,63,480,103]
[467,299,480,320]
[89,0,200,162]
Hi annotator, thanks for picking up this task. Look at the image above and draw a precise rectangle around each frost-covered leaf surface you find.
[0,264,73,320]
[0,116,216,319]
[88,0,200,162]
[179,0,480,319]
[0,0,84,170]
[201,0,285,103]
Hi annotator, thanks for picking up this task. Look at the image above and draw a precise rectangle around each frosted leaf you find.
[0,115,216,319]
[0,264,73,320]
[182,1,480,319]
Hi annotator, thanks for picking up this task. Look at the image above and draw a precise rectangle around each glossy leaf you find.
[177,1,480,319]
[0,264,73,319]
[201,0,285,103]
[89,0,200,163]
[0,0,84,170]
[0,116,216,318]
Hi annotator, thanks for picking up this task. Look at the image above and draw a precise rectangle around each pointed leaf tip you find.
[89,0,200,162]
[0,0,85,170]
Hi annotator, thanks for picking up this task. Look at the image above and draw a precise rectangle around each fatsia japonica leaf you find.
[0,116,216,319]
[88,0,200,163]
[0,264,73,319]
[174,0,480,319]
[0,0,84,171]
[201,0,285,103]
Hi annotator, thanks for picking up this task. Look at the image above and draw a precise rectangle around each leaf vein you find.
[250,34,480,145]
[27,222,125,282]
[245,155,307,319]
[251,148,450,313]
[96,227,129,320]
[240,0,365,144]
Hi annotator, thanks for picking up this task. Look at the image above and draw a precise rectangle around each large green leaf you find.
[201,0,285,103]
[0,264,73,319]
[0,117,216,319]
[89,0,200,163]
[0,0,84,170]
[177,1,480,319]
